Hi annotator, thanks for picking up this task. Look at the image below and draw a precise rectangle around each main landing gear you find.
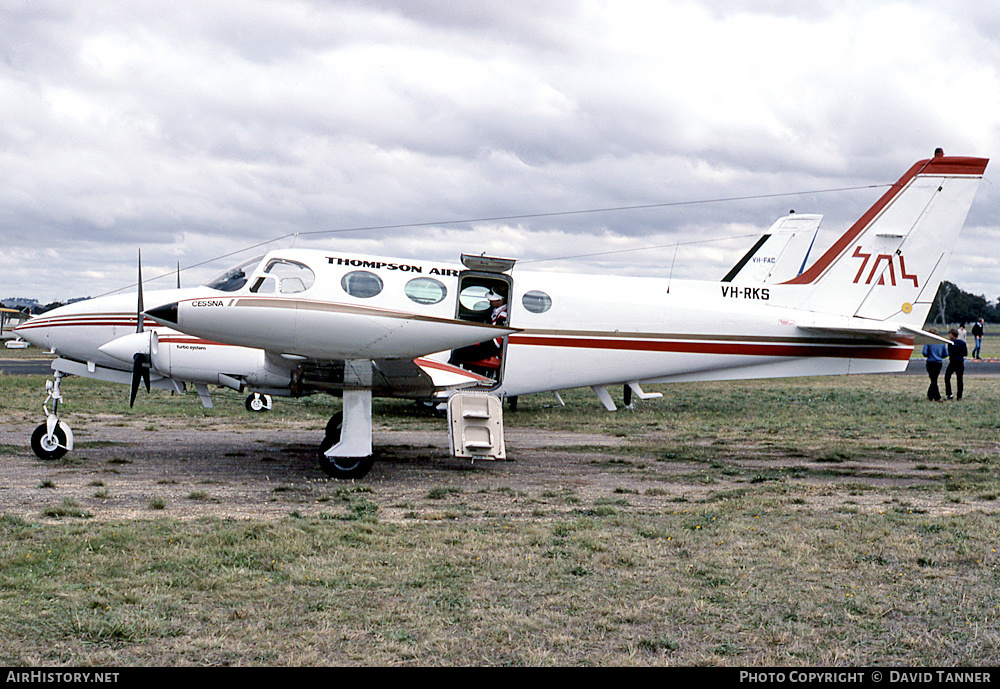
[30,372,74,460]
[318,389,375,480]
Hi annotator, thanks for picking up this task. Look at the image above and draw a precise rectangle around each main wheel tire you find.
[317,412,373,479]
[317,449,375,480]
[31,423,68,461]
[416,399,447,418]
[325,411,343,439]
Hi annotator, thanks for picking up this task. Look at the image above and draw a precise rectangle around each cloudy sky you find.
[3,0,999,305]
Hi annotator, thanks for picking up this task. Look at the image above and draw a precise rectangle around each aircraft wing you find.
[49,356,183,391]
[145,298,518,361]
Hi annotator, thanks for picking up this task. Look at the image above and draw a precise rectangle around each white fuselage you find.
[153,248,914,400]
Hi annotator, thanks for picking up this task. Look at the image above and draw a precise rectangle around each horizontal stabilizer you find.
[898,325,951,345]
[798,320,949,345]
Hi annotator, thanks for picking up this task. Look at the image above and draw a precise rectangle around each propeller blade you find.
[136,250,144,334]
[130,353,151,408]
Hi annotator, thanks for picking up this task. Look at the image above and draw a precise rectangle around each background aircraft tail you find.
[722,213,820,284]
[780,151,988,327]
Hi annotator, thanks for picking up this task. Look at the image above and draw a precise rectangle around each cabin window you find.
[341,270,383,298]
[249,275,277,294]
[249,258,315,294]
[262,259,315,294]
[522,290,552,314]
[206,256,264,292]
[404,277,447,305]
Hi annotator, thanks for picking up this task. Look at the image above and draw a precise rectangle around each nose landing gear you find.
[30,372,74,460]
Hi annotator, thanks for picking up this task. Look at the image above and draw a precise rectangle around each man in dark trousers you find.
[945,327,968,401]
[922,329,947,401]
[971,318,985,359]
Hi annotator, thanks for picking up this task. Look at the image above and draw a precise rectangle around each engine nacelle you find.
[151,334,292,391]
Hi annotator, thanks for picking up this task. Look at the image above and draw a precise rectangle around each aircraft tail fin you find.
[780,151,988,326]
[722,213,820,284]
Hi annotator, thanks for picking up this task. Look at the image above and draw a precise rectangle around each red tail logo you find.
[851,247,918,287]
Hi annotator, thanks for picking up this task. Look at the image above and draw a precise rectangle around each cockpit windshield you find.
[204,256,264,292]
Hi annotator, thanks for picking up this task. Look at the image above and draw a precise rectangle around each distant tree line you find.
[927,281,1000,326]
[1,301,63,315]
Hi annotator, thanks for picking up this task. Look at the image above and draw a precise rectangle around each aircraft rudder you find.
[778,152,988,322]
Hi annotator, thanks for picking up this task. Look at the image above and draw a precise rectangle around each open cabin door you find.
[448,254,515,389]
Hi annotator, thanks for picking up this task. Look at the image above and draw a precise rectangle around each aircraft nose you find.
[144,302,178,326]
[13,320,47,348]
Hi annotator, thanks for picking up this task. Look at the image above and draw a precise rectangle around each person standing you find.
[971,318,985,359]
[945,328,968,401]
[922,329,947,401]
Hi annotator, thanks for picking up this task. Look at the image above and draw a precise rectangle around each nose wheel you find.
[31,372,74,460]
[31,422,69,460]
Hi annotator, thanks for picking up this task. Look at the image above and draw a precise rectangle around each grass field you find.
[1,370,999,666]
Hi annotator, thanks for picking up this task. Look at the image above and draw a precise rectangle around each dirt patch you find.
[0,415,995,523]
[0,417,664,522]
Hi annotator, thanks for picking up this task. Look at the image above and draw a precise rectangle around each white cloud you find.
[0,0,997,305]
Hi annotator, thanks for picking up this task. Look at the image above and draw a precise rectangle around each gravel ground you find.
[2,408,995,524]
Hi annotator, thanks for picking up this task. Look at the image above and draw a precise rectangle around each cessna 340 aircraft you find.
[18,151,988,480]
[14,207,816,464]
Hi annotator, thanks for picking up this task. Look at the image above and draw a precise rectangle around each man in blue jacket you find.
[922,329,947,401]
[945,328,968,400]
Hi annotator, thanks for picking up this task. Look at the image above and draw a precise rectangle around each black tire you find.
[416,399,447,417]
[31,423,68,461]
[325,411,343,439]
[317,412,374,479]
[317,448,375,480]
[245,393,269,412]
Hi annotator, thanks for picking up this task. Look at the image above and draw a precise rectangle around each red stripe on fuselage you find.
[508,335,912,361]
[15,316,155,330]
[15,317,228,348]
[157,336,237,347]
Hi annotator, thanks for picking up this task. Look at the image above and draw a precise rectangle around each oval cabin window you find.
[404,277,447,305]
[521,290,552,314]
[341,270,384,298]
